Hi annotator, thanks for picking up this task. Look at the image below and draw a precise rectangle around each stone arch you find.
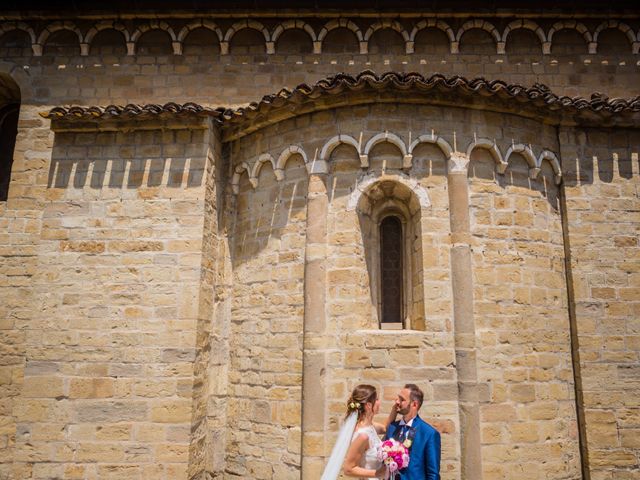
[84,21,130,45]
[352,175,429,212]
[131,21,177,43]
[0,23,35,57]
[363,132,410,169]
[250,153,276,187]
[592,21,637,54]
[84,21,129,56]
[0,22,36,46]
[456,19,501,53]
[177,20,223,44]
[363,19,409,42]
[501,19,546,54]
[364,20,410,53]
[409,134,453,163]
[276,145,308,178]
[130,21,178,55]
[505,144,539,179]
[223,20,271,54]
[317,18,363,54]
[36,21,82,56]
[409,19,455,54]
[271,20,317,44]
[320,134,362,162]
[410,19,455,44]
[352,174,427,329]
[0,72,20,201]
[548,21,593,53]
[537,150,562,185]
[466,138,507,173]
[231,162,251,194]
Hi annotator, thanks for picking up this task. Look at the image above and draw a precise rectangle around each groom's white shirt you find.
[398,417,415,427]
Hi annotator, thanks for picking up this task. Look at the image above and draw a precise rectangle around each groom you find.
[385,384,441,480]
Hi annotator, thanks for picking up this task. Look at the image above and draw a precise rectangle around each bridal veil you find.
[320,411,358,480]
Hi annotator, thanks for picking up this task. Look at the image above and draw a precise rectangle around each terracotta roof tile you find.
[41,71,640,128]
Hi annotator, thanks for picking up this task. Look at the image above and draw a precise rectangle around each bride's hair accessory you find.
[345,384,377,420]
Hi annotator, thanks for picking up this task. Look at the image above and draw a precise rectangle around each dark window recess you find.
[380,216,403,324]
[0,104,19,201]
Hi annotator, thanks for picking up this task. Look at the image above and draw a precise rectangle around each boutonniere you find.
[403,426,416,449]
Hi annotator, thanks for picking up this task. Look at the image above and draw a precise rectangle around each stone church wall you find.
[467,119,579,478]
[561,127,640,480]
[223,103,584,479]
[0,9,639,480]
[227,124,309,479]
[0,17,639,109]
[1,115,213,478]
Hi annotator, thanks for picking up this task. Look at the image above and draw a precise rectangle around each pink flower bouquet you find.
[376,438,410,479]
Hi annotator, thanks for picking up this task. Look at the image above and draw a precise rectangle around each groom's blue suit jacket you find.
[385,415,441,480]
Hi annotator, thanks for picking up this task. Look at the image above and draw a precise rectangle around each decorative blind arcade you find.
[380,216,403,325]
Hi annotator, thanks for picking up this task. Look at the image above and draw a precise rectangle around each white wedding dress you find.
[320,414,383,480]
[352,425,383,476]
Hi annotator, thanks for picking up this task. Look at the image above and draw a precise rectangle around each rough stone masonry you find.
[0,2,639,479]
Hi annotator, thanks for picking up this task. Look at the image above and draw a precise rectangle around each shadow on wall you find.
[569,155,638,185]
[47,130,207,190]
[565,152,640,187]
[561,128,640,187]
[469,151,560,210]
[230,154,309,269]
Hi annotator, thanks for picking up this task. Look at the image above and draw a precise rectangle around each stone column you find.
[301,171,329,478]
[447,153,483,479]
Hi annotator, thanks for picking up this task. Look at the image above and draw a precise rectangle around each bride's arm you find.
[374,403,399,434]
[343,433,384,479]
[373,421,386,435]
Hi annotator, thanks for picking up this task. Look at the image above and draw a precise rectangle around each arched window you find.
[0,73,20,202]
[357,179,425,331]
[0,72,21,202]
[0,104,18,201]
[380,215,404,324]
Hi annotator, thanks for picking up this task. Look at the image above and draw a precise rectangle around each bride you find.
[321,384,390,479]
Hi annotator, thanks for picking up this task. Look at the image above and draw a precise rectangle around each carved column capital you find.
[449,152,470,174]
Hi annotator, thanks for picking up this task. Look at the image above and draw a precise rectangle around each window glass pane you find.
[380,216,403,323]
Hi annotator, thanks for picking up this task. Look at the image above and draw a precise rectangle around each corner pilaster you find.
[300,173,329,478]
[447,152,483,480]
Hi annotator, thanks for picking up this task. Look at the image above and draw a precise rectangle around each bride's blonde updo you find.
[345,384,377,421]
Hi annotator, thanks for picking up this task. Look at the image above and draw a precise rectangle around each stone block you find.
[151,399,192,423]
[22,377,64,398]
[508,422,539,443]
[510,384,536,403]
[75,401,148,423]
[69,378,115,399]
[481,404,517,422]
[95,423,132,441]
[528,402,559,421]
[75,443,126,462]
[154,443,189,462]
